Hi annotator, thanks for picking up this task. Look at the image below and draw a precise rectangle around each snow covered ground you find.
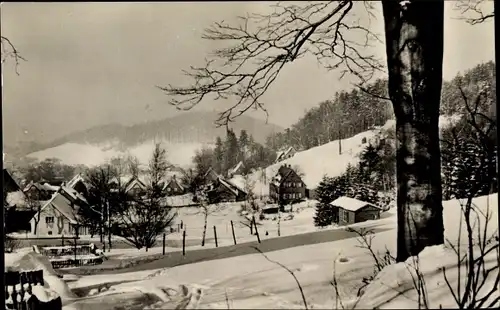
[61,193,497,309]
[165,199,351,248]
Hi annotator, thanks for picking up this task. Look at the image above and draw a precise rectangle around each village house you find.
[275,147,296,163]
[202,167,247,204]
[329,196,381,226]
[269,164,306,205]
[23,181,59,201]
[109,175,147,196]
[163,175,185,196]
[66,173,89,197]
[29,186,93,237]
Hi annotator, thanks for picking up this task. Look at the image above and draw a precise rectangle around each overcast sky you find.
[1,1,495,146]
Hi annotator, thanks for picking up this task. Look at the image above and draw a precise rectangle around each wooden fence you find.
[4,270,62,310]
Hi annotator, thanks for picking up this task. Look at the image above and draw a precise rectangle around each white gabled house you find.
[29,187,93,237]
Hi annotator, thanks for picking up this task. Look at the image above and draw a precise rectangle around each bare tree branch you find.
[1,36,26,75]
[454,0,495,25]
[252,246,309,310]
[159,1,384,127]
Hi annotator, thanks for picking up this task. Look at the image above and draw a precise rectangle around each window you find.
[343,210,349,222]
[48,231,53,235]
[297,193,302,198]
[46,217,54,224]
[283,193,288,199]
[167,187,171,192]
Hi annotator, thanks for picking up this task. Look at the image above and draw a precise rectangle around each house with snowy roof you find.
[23,182,58,201]
[329,196,381,226]
[29,186,93,237]
[109,175,147,196]
[227,161,245,178]
[66,173,89,197]
[269,164,306,205]
[163,175,185,196]
[201,167,247,204]
[275,146,296,163]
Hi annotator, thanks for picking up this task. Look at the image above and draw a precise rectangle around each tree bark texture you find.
[382,0,445,262]
[202,211,208,246]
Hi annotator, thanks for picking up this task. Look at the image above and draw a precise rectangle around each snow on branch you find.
[158,1,384,127]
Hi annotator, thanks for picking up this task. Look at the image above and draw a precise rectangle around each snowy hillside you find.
[27,140,211,168]
[232,115,462,196]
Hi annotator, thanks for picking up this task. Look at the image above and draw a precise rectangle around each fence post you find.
[61,235,64,247]
[213,225,218,248]
[231,220,237,245]
[162,233,166,255]
[74,235,77,263]
[182,230,186,257]
[252,215,261,243]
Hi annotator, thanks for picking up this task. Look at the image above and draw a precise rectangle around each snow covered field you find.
[58,193,498,309]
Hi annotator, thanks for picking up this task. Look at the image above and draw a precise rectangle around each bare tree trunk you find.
[34,205,41,235]
[277,208,281,237]
[106,200,112,252]
[100,198,104,244]
[382,0,445,262]
[338,128,342,155]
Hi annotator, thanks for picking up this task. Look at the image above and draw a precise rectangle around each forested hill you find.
[265,61,496,152]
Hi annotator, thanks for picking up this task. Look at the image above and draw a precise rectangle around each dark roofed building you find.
[269,164,306,206]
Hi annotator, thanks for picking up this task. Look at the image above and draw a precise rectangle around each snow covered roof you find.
[125,178,147,193]
[67,174,85,189]
[34,191,79,225]
[329,196,379,212]
[276,150,284,159]
[228,161,244,175]
[163,176,184,191]
[60,186,88,205]
[218,178,240,195]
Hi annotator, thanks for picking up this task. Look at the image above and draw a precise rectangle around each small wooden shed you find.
[329,196,381,226]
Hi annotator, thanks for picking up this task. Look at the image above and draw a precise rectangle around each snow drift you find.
[5,250,78,304]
